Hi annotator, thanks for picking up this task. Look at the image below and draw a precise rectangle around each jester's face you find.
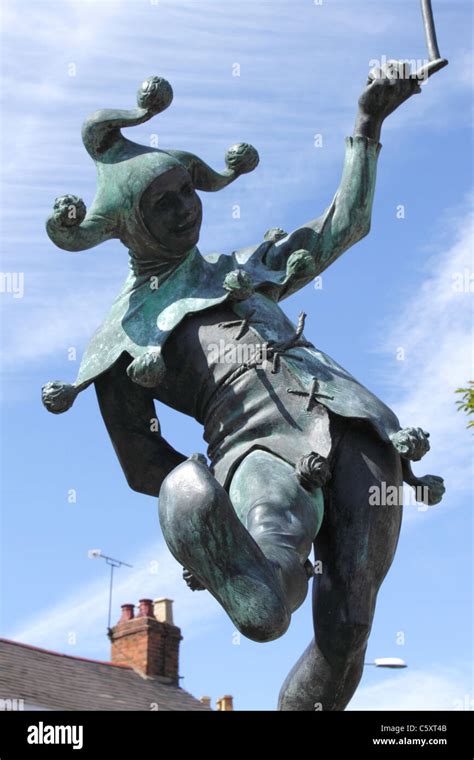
[139,165,203,254]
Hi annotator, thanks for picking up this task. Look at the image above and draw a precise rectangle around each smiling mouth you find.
[172,218,199,235]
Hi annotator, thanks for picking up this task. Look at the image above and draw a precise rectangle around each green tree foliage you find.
[455,381,474,429]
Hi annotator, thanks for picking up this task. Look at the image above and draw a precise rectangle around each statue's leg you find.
[158,450,323,643]
[278,419,403,711]
[229,449,324,614]
[159,456,290,643]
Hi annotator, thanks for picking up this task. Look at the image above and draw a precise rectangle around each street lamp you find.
[365,657,407,668]
[88,549,133,634]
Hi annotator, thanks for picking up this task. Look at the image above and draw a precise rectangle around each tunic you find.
[156,292,399,489]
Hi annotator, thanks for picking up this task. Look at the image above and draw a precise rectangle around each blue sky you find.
[0,0,472,710]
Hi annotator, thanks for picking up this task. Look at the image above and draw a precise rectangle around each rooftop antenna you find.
[88,549,133,636]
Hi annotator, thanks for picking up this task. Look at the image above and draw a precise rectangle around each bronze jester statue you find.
[43,56,446,709]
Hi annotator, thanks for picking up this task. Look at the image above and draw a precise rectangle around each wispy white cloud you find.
[5,539,222,658]
[348,667,473,711]
[373,196,473,525]
[0,276,120,370]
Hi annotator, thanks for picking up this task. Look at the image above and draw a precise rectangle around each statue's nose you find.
[176,195,196,218]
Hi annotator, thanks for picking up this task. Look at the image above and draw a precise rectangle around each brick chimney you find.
[109,598,182,683]
[216,695,234,711]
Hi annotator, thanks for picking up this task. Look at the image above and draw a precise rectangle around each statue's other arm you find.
[265,62,422,277]
[95,353,186,497]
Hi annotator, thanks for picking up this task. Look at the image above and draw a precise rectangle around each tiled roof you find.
[0,639,210,711]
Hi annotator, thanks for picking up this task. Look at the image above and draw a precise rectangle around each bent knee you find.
[240,606,290,643]
[160,459,215,506]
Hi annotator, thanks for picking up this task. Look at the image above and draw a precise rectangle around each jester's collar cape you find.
[42,76,445,506]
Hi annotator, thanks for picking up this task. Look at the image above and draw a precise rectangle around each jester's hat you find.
[46,76,259,256]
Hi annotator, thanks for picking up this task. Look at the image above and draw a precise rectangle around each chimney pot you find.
[216,695,234,711]
[118,603,135,623]
[137,598,155,618]
[110,596,182,682]
[199,696,211,708]
[153,597,174,624]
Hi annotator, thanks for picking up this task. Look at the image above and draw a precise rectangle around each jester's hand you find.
[358,61,422,124]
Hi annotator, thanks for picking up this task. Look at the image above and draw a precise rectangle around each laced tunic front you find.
[155,293,400,489]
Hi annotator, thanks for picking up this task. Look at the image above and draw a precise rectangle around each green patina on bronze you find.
[42,5,448,709]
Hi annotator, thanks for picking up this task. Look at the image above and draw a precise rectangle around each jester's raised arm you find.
[264,61,423,278]
[263,0,449,287]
